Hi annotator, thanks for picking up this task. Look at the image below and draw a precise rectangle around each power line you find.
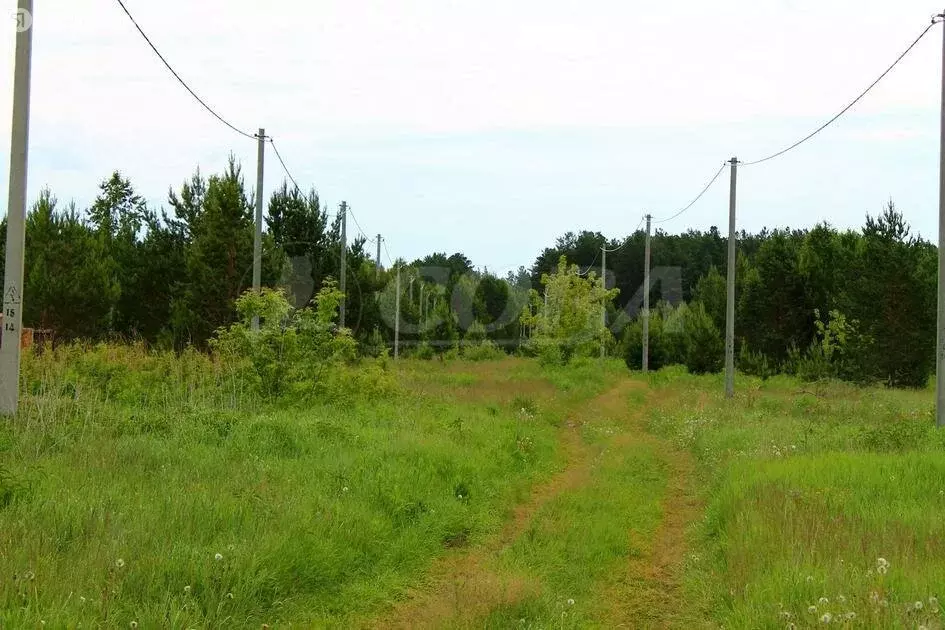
[269,138,303,193]
[651,162,727,225]
[743,19,938,167]
[603,214,647,253]
[383,240,395,266]
[113,0,257,141]
[577,250,601,276]
[346,206,373,243]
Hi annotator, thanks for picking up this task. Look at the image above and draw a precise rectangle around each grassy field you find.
[646,369,945,629]
[2,349,944,628]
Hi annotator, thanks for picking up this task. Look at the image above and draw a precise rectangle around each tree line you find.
[535,202,935,387]
[1,156,935,387]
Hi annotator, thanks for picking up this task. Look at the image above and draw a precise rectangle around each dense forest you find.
[1,157,936,388]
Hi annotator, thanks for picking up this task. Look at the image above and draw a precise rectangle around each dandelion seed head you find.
[567,598,575,606]
[877,565,887,575]
[930,595,939,606]
[820,612,832,623]
[837,595,846,604]
[915,600,924,610]
[806,575,814,583]
[808,605,818,614]
[184,585,191,593]
[819,597,829,605]
[115,558,125,569]
[214,553,223,561]
[130,622,138,629]
[876,557,889,569]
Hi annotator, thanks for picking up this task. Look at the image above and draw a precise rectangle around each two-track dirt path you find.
[367,376,704,629]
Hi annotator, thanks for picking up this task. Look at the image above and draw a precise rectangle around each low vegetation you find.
[646,368,945,628]
[0,347,622,627]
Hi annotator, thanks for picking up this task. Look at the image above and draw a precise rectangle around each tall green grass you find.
[647,368,945,629]
[0,348,613,627]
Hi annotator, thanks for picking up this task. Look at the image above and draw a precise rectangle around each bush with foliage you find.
[461,321,506,361]
[621,301,722,375]
[521,256,618,364]
[621,308,667,371]
[738,343,775,380]
[210,282,357,398]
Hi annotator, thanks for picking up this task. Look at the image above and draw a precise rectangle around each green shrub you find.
[415,342,436,360]
[738,343,774,380]
[856,412,933,452]
[621,302,722,374]
[464,341,505,361]
[620,311,667,371]
[362,327,388,358]
[682,302,723,374]
[210,282,357,398]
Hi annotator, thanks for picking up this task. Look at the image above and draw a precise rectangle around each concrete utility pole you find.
[339,201,348,328]
[601,246,607,359]
[419,284,425,329]
[725,158,738,399]
[937,13,945,427]
[252,128,265,331]
[642,214,652,373]
[0,0,34,416]
[394,266,401,359]
[376,234,382,277]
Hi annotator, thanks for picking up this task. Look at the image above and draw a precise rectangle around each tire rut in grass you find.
[599,388,707,629]
[368,379,645,630]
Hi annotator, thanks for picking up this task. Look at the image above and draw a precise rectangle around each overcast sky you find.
[1,0,944,274]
